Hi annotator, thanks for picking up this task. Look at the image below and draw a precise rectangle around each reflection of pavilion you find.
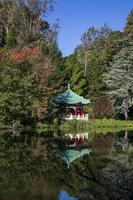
[60,149,91,168]
[63,132,88,147]
[59,132,91,167]
[55,84,91,120]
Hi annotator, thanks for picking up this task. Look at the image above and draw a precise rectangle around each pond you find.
[0,130,132,200]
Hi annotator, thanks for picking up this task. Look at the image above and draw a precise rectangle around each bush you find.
[93,96,113,119]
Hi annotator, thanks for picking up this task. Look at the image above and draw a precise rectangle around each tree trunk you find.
[124,110,128,120]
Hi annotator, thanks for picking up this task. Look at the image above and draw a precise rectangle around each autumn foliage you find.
[93,96,113,118]
[9,46,53,84]
[10,47,41,63]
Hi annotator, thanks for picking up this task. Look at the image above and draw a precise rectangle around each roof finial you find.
[68,83,70,90]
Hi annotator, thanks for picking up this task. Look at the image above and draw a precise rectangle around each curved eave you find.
[55,99,91,105]
[55,89,91,105]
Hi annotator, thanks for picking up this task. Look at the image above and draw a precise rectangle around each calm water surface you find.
[0,130,132,200]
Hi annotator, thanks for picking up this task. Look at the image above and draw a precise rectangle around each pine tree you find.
[103,31,123,66]
[76,24,112,98]
[124,10,133,35]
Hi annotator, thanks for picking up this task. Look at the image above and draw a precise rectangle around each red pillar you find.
[81,107,84,116]
[74,106,78,117]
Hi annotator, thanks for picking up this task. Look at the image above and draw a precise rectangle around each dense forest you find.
[0,0,133,128]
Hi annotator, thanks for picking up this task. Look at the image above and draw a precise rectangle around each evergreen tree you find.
[124,10,133,35]
[48,42,62,67]
[0,60,42,125]
[103,31,123,67]
[76,24,112,98]
[63,54,87,96]
[44,42,63,87]
[105,42,133,119]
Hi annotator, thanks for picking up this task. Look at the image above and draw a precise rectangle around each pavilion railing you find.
[64,114,88,121]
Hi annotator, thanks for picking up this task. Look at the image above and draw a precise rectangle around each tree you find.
[124,10,133,35]
[103,31,123,67]
[105,42,133,120]
[81,24,112,48]
[76,24,112,98]
[0,45,55,126]
[0,0,16,47]
[0,0,54,47]
[60,54,87,95]
[40,41,63,89]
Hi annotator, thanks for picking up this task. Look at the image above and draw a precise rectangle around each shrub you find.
[93,96,113,119]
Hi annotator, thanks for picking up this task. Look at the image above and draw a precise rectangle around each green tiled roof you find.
[55,84,91,105]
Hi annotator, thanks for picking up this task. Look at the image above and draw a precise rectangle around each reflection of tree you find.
[0,132,61,200]
[92,135,113,153]
[102,131,133,200]
[113,131,128,151]
[103,161,133,200]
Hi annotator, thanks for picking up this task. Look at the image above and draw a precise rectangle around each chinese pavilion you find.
[55,84,91,120]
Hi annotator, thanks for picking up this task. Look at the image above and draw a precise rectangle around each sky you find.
[47,0,133,56]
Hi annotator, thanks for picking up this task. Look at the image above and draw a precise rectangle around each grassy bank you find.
[59,119,133,134]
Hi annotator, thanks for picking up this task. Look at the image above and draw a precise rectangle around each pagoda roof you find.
[55,84,91,105]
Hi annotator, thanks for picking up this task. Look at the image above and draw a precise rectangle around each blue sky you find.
[47,0,133,56]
